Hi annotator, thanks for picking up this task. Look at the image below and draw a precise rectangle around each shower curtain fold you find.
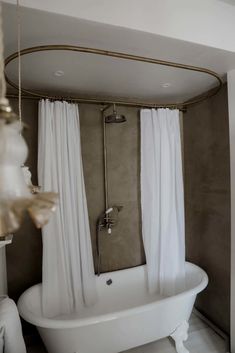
[38,99,97,318]
[141,108,185,296]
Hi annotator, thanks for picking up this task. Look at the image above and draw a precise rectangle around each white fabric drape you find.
[38,99,97,318]
[0,296,26,353]
[141,108,185,296]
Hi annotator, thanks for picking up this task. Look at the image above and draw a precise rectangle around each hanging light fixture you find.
[0,1,58,238]
[16,0,41,194]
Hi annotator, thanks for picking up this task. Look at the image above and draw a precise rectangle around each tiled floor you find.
[27,313,229,353]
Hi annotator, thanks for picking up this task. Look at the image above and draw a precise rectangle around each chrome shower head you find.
[105,104,126,123]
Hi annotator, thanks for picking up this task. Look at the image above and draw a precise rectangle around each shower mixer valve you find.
[97,206,123,235]
[105,207,116,235]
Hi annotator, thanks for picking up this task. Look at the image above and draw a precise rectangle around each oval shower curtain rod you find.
[4,44,223,110]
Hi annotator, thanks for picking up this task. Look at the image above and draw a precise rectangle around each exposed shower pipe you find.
[101,104,127,210]
[95,111,108,276]
[96,105,126,275]
[102,108,109,211]
[95,107,110,277]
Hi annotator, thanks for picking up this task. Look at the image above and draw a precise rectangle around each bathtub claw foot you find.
[170,321,189,353]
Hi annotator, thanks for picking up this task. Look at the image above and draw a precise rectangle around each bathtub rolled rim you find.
[17,261,208,330]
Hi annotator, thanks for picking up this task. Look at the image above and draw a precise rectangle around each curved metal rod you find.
[4,44,223,108]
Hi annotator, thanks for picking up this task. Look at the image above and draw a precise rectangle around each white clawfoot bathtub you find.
[18,262,208,353]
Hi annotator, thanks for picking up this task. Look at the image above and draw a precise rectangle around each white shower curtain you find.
[141,108,185,296]
[38,99,97,318]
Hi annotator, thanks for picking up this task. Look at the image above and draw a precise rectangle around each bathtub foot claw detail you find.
[170,321,189,353]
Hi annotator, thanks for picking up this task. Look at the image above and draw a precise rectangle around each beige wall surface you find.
[184,84,231,334]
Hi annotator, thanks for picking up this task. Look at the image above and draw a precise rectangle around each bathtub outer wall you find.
[37,293,196,353]
[18,263,208,353]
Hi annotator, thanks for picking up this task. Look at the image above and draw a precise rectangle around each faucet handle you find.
[105,207,113,214]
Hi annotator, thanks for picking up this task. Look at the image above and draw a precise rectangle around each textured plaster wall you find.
[184,84,231,334]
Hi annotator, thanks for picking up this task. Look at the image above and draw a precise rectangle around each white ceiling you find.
[3,3,235,103]
[218,0,235,5]
[4,0,235,52]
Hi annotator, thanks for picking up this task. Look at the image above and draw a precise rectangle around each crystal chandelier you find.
[0,1,58,238]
